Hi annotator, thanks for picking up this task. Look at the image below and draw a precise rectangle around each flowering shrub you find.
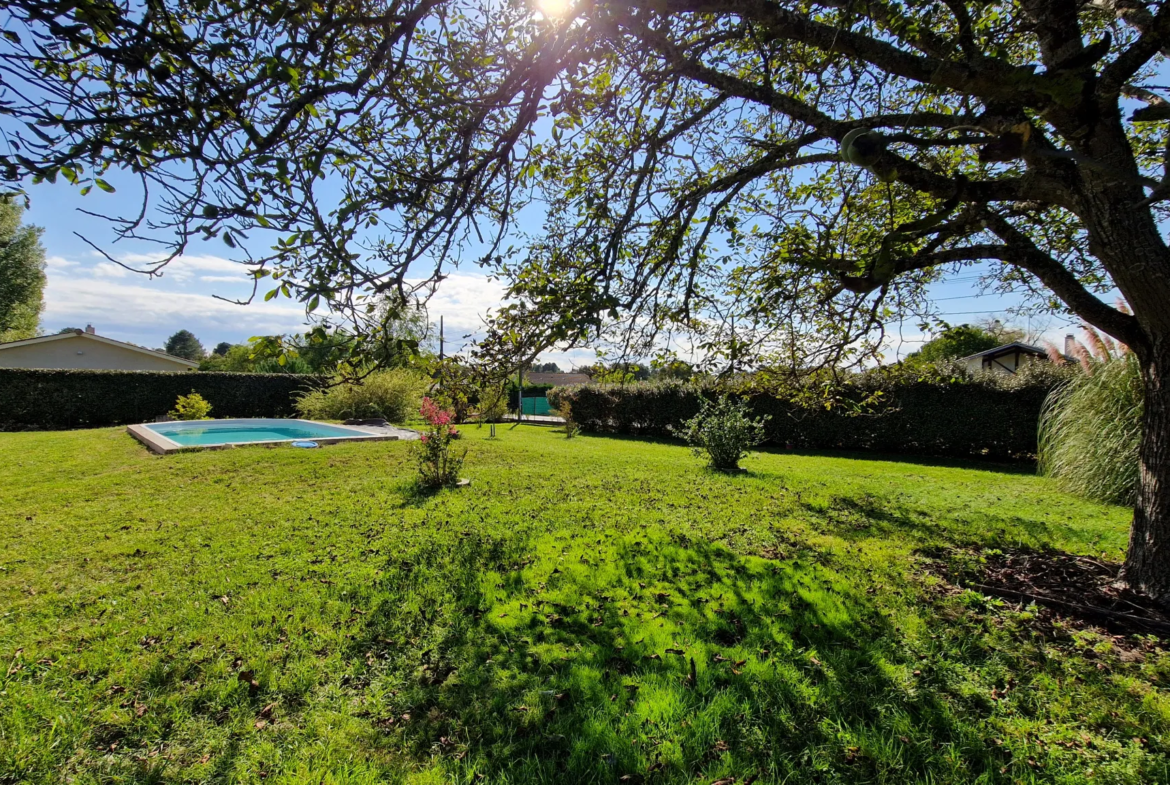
[414,397,466,487]
[674,395,769,472]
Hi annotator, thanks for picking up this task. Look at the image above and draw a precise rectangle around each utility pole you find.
[729,314,736,376]
[439,315,445,360]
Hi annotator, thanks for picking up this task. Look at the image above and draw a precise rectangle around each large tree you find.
[164,329,205,361]
[0,197,46,342]
[4,1,1170,599]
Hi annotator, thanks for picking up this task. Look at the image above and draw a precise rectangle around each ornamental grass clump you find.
[414,397,466,488]
[675,394,769,472]
[1039,330,1143,505]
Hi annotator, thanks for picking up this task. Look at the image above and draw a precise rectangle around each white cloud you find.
[43,271,309,346]
[45,255,79,269]
[92,262,130,278]
[93,251,258,283]
[40,251,516,350]
[423,273,509,340]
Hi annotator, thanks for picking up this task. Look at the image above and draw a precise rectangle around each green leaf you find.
[264,288,279,301]
[95,178,115,193]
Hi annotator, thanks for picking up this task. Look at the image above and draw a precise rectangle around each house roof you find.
[958,342,1050,363]
[0,330,200,368]
[525,372,592,386]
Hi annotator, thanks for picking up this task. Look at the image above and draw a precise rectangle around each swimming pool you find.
[128,418,406,454]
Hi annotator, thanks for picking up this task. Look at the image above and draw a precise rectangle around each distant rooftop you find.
[0,328,199,368]
[525,372,592,386]
[958,341,1049,362]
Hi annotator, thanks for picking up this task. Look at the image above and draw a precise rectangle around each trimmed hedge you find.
[0,369,323,430]
[548,368,1064,462]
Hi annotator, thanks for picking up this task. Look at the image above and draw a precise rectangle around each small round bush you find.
[675,395,769,472]
[169,391,213,420]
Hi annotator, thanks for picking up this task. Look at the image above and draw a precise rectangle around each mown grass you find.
[0,425,1165,784]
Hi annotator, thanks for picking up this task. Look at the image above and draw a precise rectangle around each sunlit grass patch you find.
[0,425,1163,783]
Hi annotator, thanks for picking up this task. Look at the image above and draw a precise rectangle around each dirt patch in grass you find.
[928,547,1170,641]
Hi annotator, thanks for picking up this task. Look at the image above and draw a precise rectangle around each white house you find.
[0,327,198,371]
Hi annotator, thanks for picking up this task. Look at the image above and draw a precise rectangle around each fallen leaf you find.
[237,670,259,695]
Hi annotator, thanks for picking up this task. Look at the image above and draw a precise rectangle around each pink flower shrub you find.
[420,397,453,426]
[413,397,465,487]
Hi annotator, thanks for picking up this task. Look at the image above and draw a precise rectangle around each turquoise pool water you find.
[145,419,374,447]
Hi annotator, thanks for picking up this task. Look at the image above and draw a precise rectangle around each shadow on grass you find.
[348,530,1008,783]
[793,492,1067,551]
[755,446,1038,475]
[557,429,1038,477]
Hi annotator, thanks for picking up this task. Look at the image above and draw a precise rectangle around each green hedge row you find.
[0,369,324,430]
[548,370,1062,461]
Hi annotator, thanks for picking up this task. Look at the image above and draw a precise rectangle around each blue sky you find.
[22,167,1087,366]
[21,174,561,358]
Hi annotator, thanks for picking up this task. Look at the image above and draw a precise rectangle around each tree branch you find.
[981,210,1144,346]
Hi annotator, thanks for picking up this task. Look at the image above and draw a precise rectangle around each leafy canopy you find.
[913,324,1002,364]
[0,197,46,343]
[164,330,205,361]
[0,0,1165,371]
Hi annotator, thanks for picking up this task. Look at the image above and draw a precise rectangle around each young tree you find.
[5,3,1170,600]
[164,330,205,361]
[0,197,46,342]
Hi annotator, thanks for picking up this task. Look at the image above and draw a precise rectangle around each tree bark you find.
[1068,146,1170,603]
[1123,340,1170,603]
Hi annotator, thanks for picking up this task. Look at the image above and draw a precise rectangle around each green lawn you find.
[0,425,1165,784]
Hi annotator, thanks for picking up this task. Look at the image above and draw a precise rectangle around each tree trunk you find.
[1123,341,1170,603]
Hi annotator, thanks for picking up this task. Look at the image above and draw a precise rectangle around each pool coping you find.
[127,418,409,455]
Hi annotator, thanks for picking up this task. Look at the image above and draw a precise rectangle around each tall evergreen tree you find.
[164,330,205,361]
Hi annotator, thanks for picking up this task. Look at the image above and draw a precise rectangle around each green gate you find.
[520,395,551,416]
